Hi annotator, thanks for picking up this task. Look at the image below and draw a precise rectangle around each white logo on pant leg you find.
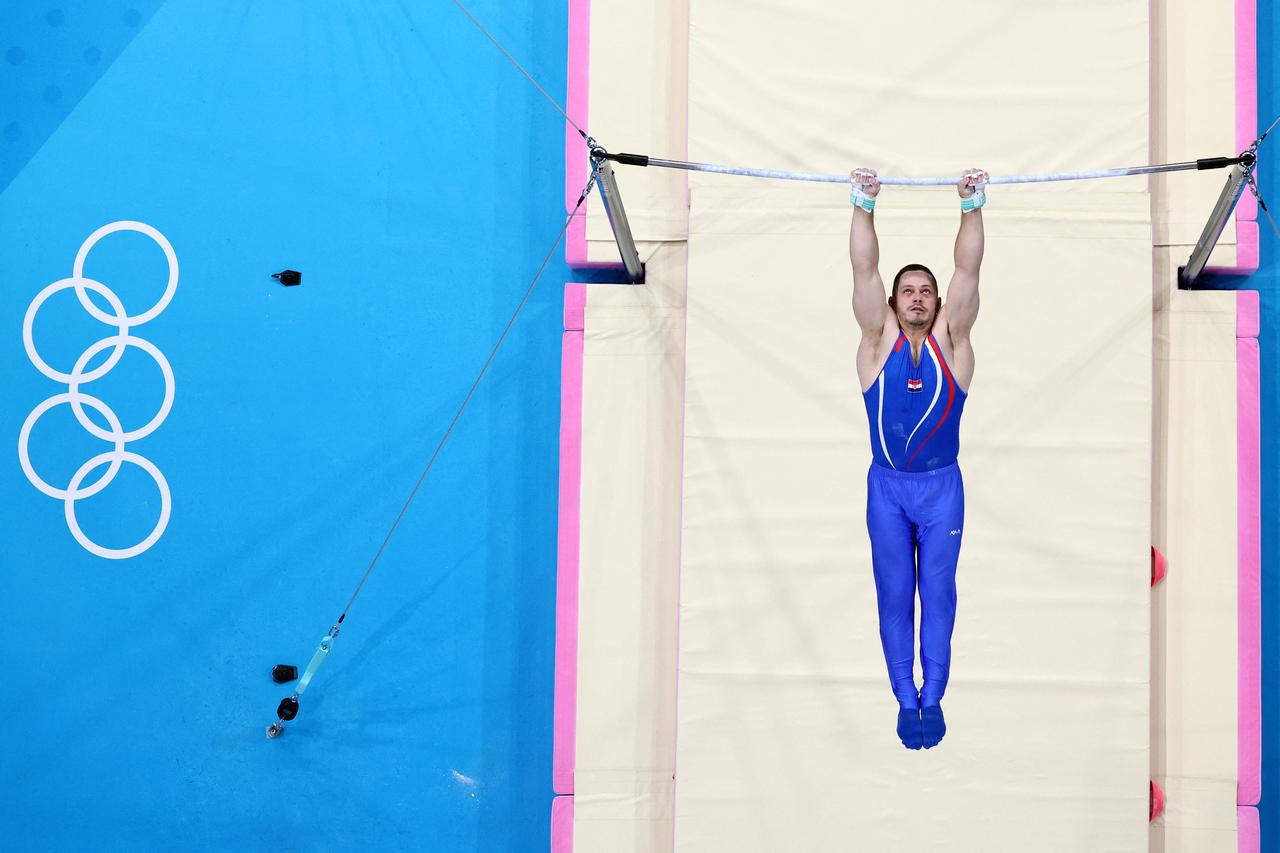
[19,221,177,560]
[949,529,961,536]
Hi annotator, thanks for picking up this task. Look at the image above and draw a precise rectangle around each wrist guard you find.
[850,187,877,213]
[960,186,987,213]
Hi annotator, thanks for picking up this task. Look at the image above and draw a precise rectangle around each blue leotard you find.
[862,330,968,712]
[863,331,966,472]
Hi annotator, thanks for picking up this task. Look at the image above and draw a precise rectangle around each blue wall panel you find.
[3,2,1277,851]
[2,3,574,849]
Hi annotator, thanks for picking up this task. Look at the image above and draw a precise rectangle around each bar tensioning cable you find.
[591,150,1258,186]
[264,174,598,740]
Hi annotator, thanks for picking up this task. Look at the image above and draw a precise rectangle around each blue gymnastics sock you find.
[921,703,946,748]
[896,705,923,750]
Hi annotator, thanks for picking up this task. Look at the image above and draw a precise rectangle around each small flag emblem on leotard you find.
[907,378,923,392]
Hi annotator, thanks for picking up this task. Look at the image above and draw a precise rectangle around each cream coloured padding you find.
[568,0,1249,848]
[573,244,685,853]
[674,183,1152,852]
[1151,0,1245,266]
[581,0,689,264]
[676,4,1153,846]
[686,1,1149,195]
[1150,271,1239,853]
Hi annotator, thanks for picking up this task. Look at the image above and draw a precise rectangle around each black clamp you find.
[272,664,298,684]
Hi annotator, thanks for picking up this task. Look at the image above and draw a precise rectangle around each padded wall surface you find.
[674,184,1152,852]
[687,1,1149,193]
[674,4,1154,849]
[1151,0,1253,268]
[564,0,1261,849]
[572,246,685,852]
[568,0,688,265]
[1150,281,1240,852]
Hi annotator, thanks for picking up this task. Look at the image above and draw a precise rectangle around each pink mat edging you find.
[1205,0,1259,275]
[1234,0,1257,223]
[552,795,574,853]
[1236,290,1261,806]
[1239,806,1259,853]
[564,0,623,271]
[565,0,589,217]
[1235,220,1260,272]
[554,287,587,795]
[564,0,589,267]
[565,282,587,332]
[1230,0,1259,271]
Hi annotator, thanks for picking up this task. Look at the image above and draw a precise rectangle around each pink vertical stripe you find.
[1238,805,1259,853]
[551,795,574,853]
[1238,287,1260,338]
[564,282,587,331]
[566,213,588,268]
[1234,0,1257,222]
[556,0,594,795]
[1235,220,1260,272]
[563,0,625,270]
[554,299,586,795]
[565,0,590,216]
[1233,0,1259,271]
[1236,290,1261,805]
[564,0,590,267]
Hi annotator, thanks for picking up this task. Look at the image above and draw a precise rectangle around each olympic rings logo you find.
[19,221,177,560]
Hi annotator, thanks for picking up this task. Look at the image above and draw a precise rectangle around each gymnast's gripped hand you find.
[957,168,989,198]
[850,167,881,197]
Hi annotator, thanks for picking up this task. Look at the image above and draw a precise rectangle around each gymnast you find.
[848,165,987,750]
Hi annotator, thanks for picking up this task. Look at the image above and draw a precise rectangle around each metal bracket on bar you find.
[1179,149,1258,288]
[588,140,644,283]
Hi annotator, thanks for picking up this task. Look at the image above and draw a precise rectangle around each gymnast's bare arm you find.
[937,168,987,393]
[849,168,896,391]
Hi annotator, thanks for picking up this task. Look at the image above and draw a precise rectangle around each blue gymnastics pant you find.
[865,462,964,709]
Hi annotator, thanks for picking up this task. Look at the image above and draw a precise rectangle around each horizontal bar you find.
[598,152,1252,187]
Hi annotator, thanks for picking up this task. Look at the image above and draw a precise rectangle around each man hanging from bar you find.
[848,165,986,750]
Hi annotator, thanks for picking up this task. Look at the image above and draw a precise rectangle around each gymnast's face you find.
[893,272,939,331]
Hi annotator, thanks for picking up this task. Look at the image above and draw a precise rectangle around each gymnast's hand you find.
[957,168,989,198]
[850,167,880,197]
